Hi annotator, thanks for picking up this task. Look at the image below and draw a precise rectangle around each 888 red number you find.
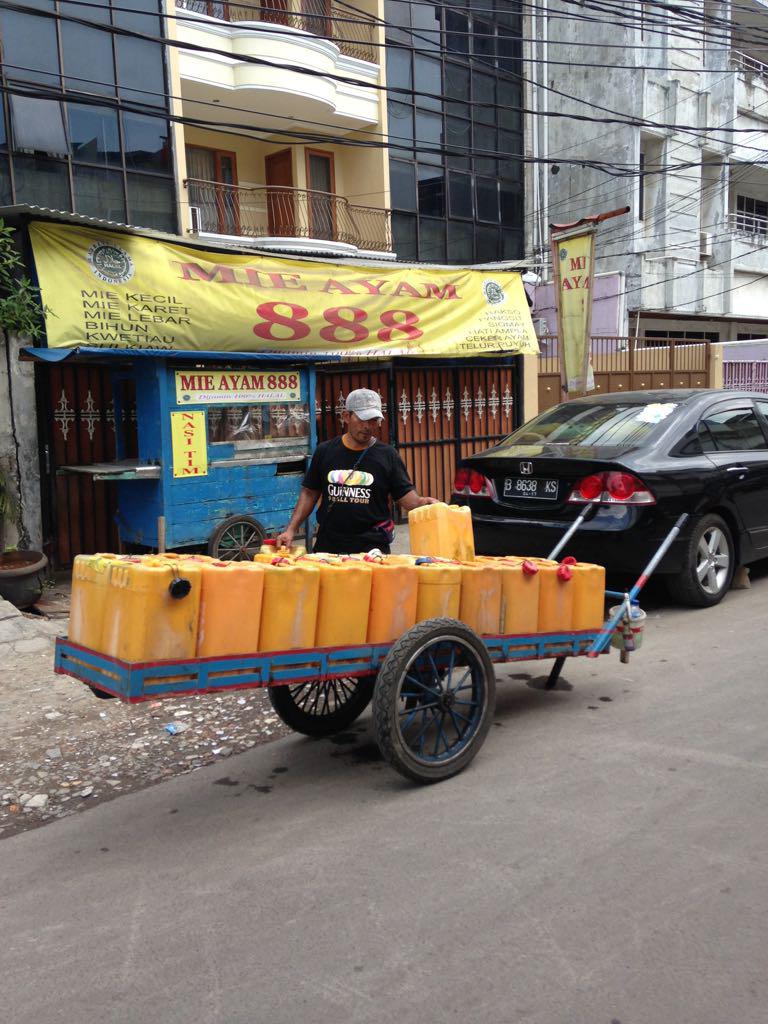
[252,303,423,345]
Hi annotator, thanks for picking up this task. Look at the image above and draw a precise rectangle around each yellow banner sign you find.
[29,222,539,357]
[552,230,596,393]
[170,410,208,478]
[175,369,300,405]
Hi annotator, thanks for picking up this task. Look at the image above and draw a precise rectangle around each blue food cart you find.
[27,346,323,558]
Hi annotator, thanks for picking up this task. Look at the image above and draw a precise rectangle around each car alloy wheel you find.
[696,525,731,596]
[667,513,735,608]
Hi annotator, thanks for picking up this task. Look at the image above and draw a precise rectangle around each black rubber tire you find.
[267,675,375,737]
[666,513,735,608]
[372,618,496,784]
[207,515,265,561]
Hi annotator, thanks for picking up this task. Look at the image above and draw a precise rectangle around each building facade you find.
[383,0,524,264]
[0,0,527,260]
[0,0,177,231]
[535,0,768,343]
[0,0,530,561]
[171,0,393,258]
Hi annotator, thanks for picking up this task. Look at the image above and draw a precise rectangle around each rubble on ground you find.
[0,612,292,838]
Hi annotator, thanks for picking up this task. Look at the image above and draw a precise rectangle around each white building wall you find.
[534,0,768,336]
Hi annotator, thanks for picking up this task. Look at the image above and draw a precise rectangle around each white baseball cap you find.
[345,388,383,421]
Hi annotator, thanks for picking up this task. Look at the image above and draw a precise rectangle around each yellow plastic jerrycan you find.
[415,562,462,622]
[102,557,202,662]
[492,557,542,635]
[315,562,372,647]
[537,560,574,634]
[196,561,265,658]
[408,502,475,561]
[256,540,306,560]
[258,562,320,652]
[253,550,296,564]
[458,562,503,634]
[568,561,606,632]
[69,553,120,651]
[367,561,418,644]
[383,554,417,566]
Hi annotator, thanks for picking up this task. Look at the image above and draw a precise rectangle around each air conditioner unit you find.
[700,231,713,257]
[189,206,202,233]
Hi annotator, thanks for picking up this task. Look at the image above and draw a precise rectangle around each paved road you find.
[3,578,768,1024]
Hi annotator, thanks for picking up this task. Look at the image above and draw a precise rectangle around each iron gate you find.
[724,360,768,393]
[316,360,521,502]
[37,362,137,567]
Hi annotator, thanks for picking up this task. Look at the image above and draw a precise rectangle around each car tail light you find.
[570,473,604,502]
[454,468,470,492]
[568,471,655,505]
[454,468,494,497]
[604,472,655,503]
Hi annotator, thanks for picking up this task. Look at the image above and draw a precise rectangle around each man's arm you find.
[276,487,321,548]
[397,489,439,513]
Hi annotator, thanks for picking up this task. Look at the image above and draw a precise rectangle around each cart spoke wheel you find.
[268,675,375,737]
[373,618,496,784]
[208,515,265,562]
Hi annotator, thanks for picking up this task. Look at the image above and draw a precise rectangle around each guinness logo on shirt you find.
[327,468,374,504]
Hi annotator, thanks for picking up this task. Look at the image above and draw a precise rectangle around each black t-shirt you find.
[303,437,413,552]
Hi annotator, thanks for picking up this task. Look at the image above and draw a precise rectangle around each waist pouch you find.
[374,519,396,545]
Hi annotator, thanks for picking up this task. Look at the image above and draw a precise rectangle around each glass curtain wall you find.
[385,0,524,263]
[0,0,176,231]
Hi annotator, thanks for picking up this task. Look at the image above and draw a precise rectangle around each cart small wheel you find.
[208,515,265,561]
[89,685,117,700]
[268,675,375,737]
[372,618,496,784]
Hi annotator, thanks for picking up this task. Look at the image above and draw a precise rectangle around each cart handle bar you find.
[587,512,689,657]
[546,502,597,561]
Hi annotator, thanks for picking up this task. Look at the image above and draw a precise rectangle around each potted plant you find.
[0,468,47,608]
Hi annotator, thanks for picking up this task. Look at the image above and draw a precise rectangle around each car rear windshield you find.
[501,402,679,447]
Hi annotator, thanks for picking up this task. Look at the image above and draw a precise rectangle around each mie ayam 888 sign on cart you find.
[29,222,539,358]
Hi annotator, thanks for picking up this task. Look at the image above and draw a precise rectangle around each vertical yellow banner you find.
[171,411,208,478]
[551,230,596,394]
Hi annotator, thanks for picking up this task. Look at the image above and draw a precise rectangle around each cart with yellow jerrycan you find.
[54,516,685,785]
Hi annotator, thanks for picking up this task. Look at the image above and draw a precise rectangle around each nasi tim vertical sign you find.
[170,411,208,478]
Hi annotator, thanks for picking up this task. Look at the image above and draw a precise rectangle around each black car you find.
[452,389,768,607]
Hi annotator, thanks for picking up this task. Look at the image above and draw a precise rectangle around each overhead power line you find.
[5,0,768,148]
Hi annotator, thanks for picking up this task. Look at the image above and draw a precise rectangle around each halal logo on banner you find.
[87,242,135,285]
[483,280,505,305]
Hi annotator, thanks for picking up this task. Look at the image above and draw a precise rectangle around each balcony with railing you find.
[176,0,377,63]
[175,0,381,130]
[731,49,768,78]
[186,179,393,254]
[732,48,768,131]
[729,209,768,242]
[727,208,768,279]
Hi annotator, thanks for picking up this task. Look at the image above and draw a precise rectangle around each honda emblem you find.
[520,461,533,475]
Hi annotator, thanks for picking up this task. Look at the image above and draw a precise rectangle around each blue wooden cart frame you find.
[54,627,608,704]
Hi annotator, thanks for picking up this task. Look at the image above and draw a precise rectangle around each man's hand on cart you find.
[275,526,296,550]
[397,491,440,511]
